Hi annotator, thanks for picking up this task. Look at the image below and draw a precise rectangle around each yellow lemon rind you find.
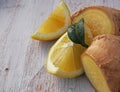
[46,61,84,78]
[46,33,84,78]
[31,1,71,41]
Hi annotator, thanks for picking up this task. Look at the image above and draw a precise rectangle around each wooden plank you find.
[0,0,55,91]
[26,66,94,92]
[0,0,120,92]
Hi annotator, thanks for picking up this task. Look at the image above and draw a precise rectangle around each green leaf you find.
[67,18,88,48]
[67,24,80,44]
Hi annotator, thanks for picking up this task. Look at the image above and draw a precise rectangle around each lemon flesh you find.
[47,33,84,78]
[47,24,93,78]
[31,1,71,41]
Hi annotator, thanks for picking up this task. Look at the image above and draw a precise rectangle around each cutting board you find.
[0,0,120,92]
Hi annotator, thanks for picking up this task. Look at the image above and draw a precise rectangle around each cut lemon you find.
[31,0,71,41]
[46,25,93,78]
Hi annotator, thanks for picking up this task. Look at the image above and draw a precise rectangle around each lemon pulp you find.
[31,1,71,41]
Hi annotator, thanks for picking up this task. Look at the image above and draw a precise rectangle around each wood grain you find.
[0,0,120,92]
[26,66,94,92]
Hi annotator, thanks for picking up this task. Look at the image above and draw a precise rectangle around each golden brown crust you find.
[71,6,120,35]
[84,34,120,92]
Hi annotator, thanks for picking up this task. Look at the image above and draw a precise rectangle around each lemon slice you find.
[31,1,71,41]
[47,25,93,78]
[47,33,84,78]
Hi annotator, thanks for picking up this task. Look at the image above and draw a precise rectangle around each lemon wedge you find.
[46,24,93,78]
[47,33,84,78]
[31,1,71,41]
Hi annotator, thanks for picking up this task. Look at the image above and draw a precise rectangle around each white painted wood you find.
[0,0,120,92]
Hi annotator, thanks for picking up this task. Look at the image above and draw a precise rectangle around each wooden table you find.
[0,0,120,92]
